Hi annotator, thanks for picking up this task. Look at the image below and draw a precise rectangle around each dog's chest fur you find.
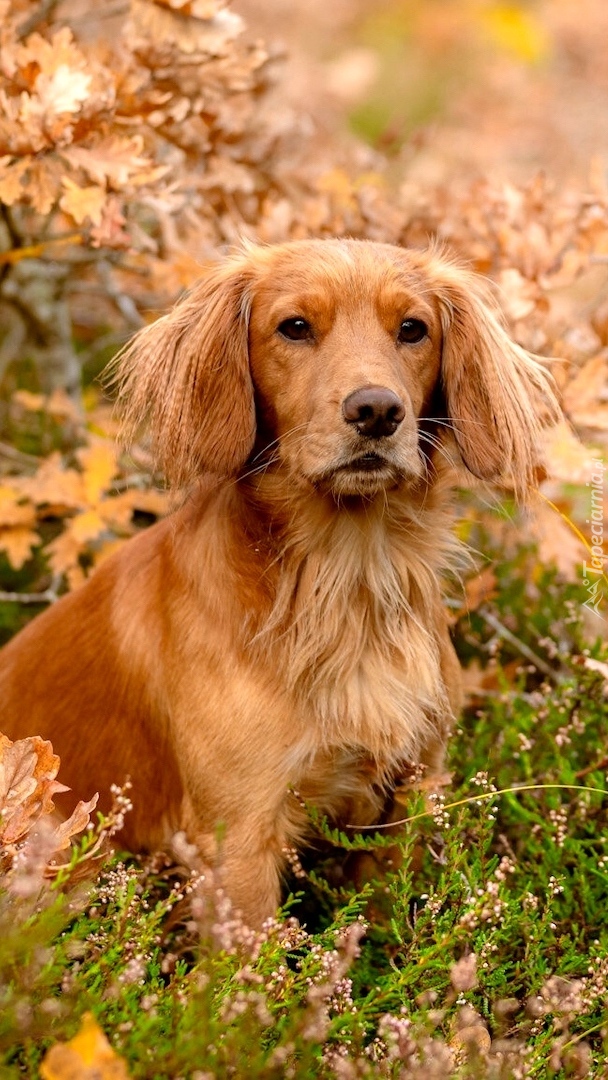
[248,491,457,777]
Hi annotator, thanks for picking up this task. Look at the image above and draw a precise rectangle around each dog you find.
[0,239,560,926]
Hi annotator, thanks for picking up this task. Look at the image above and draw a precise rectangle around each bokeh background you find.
[0,0,607,623]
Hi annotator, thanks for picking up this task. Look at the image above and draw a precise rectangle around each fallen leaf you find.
[40,1013,131,1080]
[0,735,68,846]
[50,794,100,853]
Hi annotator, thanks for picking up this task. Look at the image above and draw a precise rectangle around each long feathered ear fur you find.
[431,256,561,499]
[109,257,256,487]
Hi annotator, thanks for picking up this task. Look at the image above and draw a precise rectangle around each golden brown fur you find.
[0,240,560,925]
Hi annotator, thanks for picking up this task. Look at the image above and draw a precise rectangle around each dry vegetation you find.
[1,0,608,1076]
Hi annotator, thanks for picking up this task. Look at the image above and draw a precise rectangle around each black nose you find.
[342,385,406,438]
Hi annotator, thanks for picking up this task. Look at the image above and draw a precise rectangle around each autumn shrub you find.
[1,1,608,1076]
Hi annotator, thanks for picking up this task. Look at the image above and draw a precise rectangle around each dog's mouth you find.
[311,451,408,497]
[340,452,387,473]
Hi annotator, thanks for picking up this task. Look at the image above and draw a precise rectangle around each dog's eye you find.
[398,318,428,344]
[277,317,314,341]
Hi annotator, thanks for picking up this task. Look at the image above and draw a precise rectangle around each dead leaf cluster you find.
[0,732,98,880]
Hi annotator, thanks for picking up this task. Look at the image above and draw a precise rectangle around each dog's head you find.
[115,239,560,499]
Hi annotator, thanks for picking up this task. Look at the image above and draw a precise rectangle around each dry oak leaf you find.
[50,793,100,854]
[0,157,28,204]
[34,66,91,117]
[41,1012,131,1080]
[13,28,89,83]
[131,0,243,54]
[27,158,63,215]
[60,177,107,227]
[0,734,68,845]
[63,136,153,187]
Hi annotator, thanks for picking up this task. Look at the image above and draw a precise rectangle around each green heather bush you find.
[1,532,607,1078]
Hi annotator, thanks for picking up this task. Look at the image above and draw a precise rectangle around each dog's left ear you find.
[434,261,561,498]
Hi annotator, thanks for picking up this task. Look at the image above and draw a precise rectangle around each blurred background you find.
[235,0,608,185]
[0,0,606,629]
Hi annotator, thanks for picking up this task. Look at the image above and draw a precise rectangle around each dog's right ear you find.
[110,257,255,487]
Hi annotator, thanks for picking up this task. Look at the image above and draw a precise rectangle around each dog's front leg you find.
[188,823,286,931]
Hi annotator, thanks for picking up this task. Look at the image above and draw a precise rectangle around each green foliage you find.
[1,543,607,1078]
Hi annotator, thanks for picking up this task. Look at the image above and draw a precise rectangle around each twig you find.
[17,0,60,38]
[575,756,608,780]
[0,441,41,471]
[480,607,558,681]
[0,587,58,605]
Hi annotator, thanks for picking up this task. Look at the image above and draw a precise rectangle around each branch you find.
[17,0,60,39]
[0,588,58,605]
[480,607,559,681]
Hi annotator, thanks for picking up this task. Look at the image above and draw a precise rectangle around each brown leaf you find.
[0,735,68,846]
[63,136,152,187]
[0,156,29,205]
[27,158,62,215]
[49,794,100,853]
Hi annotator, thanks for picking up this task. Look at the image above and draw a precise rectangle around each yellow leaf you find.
[60,178,107,227]
[0,526,39,569]
[0,486,36,528]
[130,489,170,517]
[69,509,106,544]
[14,454,84,511]
[40,1013,131,1080]
[76,444,118,505]
[481,5,549,64]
